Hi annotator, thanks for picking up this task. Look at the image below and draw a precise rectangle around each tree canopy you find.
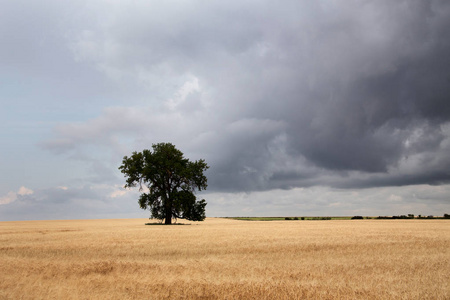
[119,143,208,224]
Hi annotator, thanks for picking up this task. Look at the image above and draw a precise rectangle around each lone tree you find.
[119,143,208,224]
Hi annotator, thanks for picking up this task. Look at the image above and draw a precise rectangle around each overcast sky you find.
[1,0,450,221]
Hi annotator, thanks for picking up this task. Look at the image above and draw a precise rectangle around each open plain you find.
[0,218,449,299]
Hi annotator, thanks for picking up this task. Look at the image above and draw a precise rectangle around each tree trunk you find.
[164,202,172,225]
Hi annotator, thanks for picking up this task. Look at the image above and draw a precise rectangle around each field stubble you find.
[0,218,449,299]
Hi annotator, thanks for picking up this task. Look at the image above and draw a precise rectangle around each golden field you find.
[0,218,449,299]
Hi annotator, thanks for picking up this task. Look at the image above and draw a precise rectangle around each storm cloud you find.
[45,0,450,190]
[1,0,450,219]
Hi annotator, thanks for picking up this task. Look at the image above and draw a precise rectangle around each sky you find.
[1,0,450,221]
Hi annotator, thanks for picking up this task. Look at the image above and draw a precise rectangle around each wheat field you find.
[0,218,449,299]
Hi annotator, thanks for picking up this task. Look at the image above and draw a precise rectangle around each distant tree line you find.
[284,217,331,220]
[231,214,450,221]
[284,214,450,220]
[375,214,450,219]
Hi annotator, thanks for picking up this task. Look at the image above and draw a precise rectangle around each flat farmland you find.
[0,218,449,299]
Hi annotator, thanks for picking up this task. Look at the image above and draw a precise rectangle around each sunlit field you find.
[1,218,449,299]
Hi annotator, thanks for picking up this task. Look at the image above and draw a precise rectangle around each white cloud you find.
[18,186,34,196]
[0,191,18,205]
[165,76,201,110]
[0,186,34,205]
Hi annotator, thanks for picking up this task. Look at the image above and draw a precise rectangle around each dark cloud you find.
[36,0,450,195]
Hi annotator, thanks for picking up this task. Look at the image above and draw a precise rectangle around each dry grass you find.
[0,218,449,299]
